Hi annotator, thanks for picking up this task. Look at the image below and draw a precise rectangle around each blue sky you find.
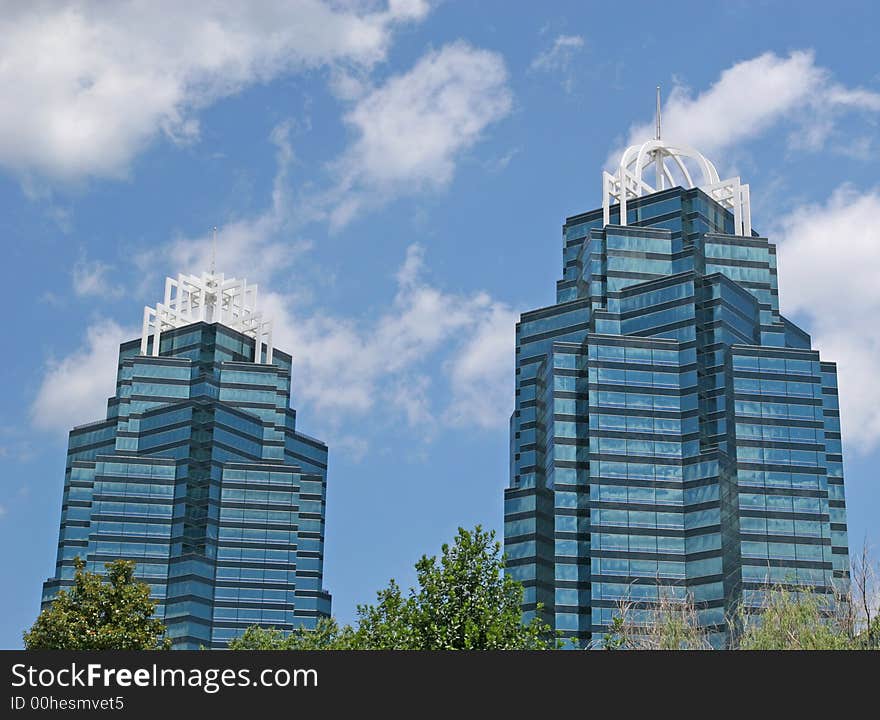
[2,1,879,648]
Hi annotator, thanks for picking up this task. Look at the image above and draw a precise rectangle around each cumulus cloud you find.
[156,120,312,282]
[31,319,134,433]
[29,37,518,441]
[612,50,880,168]
[145,41,512,252]
[256,244,517,431]
[323,41,513,228]
[32,245,517,441]
[444,301,518,429]
[776,186,880,453]
[72,256,122,297]
[127,109,518,435]
[529,34,584,93]
[0,0,430,181]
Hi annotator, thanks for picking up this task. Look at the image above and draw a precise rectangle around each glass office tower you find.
[504,139,849,647]
[42,272,331,649]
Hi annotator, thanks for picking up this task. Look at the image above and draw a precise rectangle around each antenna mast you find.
[654,85,664,188]
[211,226,217,277]
[655,85,662,140]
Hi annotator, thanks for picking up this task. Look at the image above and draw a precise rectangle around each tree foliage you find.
[603,591,712,650]
[230,535,880,652]
[849,539,880,649]
[24,558,170,650]
[230,526,556,650]
[230,618,358,650]
[737,586,853,650]
[736,540,880,650]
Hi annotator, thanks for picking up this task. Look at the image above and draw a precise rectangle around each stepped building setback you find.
[42,270,331,649]
[504,124,850,647]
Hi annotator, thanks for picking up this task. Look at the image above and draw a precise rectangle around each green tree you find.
[230,618,357,650]
[231,526,557,650]
[856,615,880,650]
[737,586,853,650]
[602,615,630,650]
[351,579,419,649]
[396,525,554,649]
[24,558,170,650]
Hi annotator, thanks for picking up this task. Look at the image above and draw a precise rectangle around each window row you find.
[590,367,695,388]
[741,565,830,585]
[92,501,173,518]
[592,413,697,435]
[735,400,824,421]
[592,390,698,412]
[593,508,719,530]
[588,344,694,367]
[738,493,826,514]
[593,580,723,602]
[737,446,824,466]
[740,515,828,538]
[737,469,824,490]
[734,377,822,398]
[736,423,824,443]
[741,541,829,562]
[732,355,819,376]
[593,483,718,506]
[592,436,689,458]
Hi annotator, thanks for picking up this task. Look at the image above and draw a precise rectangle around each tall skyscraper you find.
[504,133,849,648]
[42,271,331,649]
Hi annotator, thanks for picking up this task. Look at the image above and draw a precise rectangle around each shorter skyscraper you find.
[42,271,331,649]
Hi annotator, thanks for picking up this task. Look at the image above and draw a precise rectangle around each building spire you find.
[655,85,662,141]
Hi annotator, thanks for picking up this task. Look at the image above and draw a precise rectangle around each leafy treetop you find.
[230,526,557,650]
[24,557,170,650]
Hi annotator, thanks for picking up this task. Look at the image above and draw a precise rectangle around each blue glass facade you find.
[42,321,331,649]
[505,187,849,647]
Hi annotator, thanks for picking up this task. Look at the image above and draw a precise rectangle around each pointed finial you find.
[655,85,662,141]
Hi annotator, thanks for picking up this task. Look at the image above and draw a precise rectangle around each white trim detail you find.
[602,139,751,237]
[141,271,273,364]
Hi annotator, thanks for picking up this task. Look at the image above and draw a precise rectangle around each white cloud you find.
[391,374,435,428]
[529,34,584,93]
[0,0,430,182]
[776,186,880,453]
[157,120,312,282]
[72,256,121,297]
[325,41,513,228]
[612,50,880,168]
[444,300,518,429]
[260,244,516,431]
[330,435,370,463]
[31,244,517,443]
[150,40,514,274]
[31,319,134,433]
[531,34,584,71]
[32,94,519,445]
[484,147,520,174]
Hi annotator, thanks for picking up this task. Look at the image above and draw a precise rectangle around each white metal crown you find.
[140,271,273,364]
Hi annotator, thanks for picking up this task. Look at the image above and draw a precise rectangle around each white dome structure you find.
[602,91,752,236]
